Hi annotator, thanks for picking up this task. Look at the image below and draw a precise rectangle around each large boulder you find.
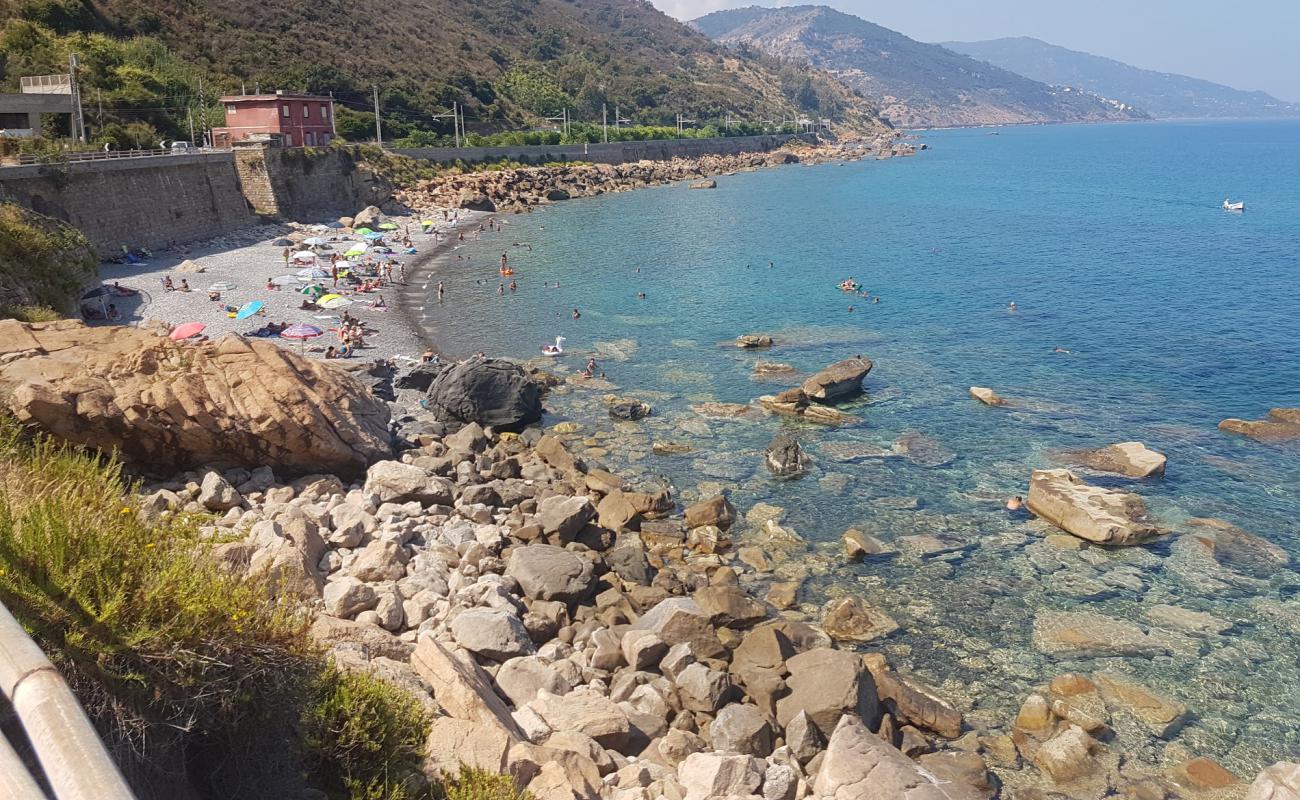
[508,544,594,602]
[424,358,542,432]
[1027,469,1163,545]
[814,715,982,800]
[410,637,524,738]
[678,752,763,800]
[1060,442,1167,478]
[765,432,809,477]
[0,322,391,478]
[352,205,383,228]
[801,357,873,402]
[776,648,879,737]
[821,596,900,643]
[450,608,536,661]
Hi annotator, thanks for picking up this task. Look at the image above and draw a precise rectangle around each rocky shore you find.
[396,139,904,214]
[0,316,1294,800]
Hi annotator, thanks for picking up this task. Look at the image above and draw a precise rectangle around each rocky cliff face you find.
[0,203,97,316]
[693,6,1147,128]
[0,320,392,478]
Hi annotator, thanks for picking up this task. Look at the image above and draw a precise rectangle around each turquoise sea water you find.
[424,120,1300,773]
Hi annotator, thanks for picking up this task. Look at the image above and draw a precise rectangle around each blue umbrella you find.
[235,300,264,320]
[362,232,384,240]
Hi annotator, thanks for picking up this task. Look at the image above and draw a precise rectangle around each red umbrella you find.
[279,323,324,353]
[169,322,205,341]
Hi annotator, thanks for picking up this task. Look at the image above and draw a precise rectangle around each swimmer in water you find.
[848,306,855,312]
[1009,301,1017,312]
[1052,346,1071,354]
[637,292,646,300]
[572,308,581,319]
[1006,496,1024,511]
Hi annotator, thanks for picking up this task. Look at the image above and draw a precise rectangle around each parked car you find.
[169,141,196,153]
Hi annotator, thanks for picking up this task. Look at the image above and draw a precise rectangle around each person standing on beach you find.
[500,252,508,271]
[331,263,338,288]
[282,248,291,267]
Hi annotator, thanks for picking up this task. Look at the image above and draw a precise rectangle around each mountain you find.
[0,0,887,140]
[941,38,1300,119]
[692,5,1146,129]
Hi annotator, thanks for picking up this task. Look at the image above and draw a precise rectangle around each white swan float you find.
[540,336,566,356]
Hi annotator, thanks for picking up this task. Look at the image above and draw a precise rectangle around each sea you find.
[420,119,1300,774]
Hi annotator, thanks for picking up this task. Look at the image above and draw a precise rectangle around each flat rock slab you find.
[1027,469,1164,546]
[1219,408,1300,441]
[1032,610,1170,659]
[1059,441,1167,478]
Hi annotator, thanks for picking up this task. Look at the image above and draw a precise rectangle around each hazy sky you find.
[654,0,1300,102]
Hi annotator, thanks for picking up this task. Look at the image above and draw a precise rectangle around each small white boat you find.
[1223,199,1245,212]
[540,336,566,356]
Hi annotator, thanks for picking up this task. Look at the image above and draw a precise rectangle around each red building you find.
[211,91,336,148]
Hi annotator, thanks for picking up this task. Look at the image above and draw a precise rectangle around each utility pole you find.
[615,105,620,132]
[188,107,196,145]
[602,103,608,143]
[372,85,383,147]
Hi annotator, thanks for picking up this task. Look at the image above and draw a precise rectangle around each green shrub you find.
[0,304,62,321]
[435,767,532,800]
[0,203,96,314]
[304,666,431,800]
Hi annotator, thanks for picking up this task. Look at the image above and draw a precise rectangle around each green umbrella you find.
[377,222,398,230]
[355,227,375,235]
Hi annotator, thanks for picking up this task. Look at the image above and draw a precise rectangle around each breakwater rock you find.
[0,320,391,478]
[397,144,870,214]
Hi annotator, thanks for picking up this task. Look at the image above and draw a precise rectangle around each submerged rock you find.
[1181,517,1289,577]
[688,178,717,189]
[0,321,391,478]
[821,596,900,643]
[1027,469,1164,545]
[424,358,542,432]
[1244,761,1300,800]
[735,334,774,349]
[1032,610,1169,658]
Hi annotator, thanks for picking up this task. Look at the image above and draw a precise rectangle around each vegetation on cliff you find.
[0,0,887,148]
[0,421,440,799]
[0,202,96,319]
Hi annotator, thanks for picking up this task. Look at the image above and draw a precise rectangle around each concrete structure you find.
[394,132,815,166]
[0,92,73,137]
[211,92,336,148]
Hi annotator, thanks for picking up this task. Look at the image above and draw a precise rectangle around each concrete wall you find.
[0,152,255,255]
[394,133,815,165]
[232,143,389,220]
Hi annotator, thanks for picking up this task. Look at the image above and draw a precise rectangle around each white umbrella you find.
[318,296,354,310]
[291,250,316,262]
[270,274,302,286]
[309,224,329,232]
[296,266,330,279]
[303,237,327,246]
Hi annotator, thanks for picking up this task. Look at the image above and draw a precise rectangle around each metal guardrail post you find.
[0,602,135,800]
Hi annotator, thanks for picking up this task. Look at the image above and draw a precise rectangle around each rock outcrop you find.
[423,358,542,432]
[764,432,809,477]
[801,357,873,402]
[0,321,391,478]
[814,715,982,799]
[1246,762,1300,800]
[1219,408,1300,441]
[969,386,1007,406]
[1026,469,1163,545]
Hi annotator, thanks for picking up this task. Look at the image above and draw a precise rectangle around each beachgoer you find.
[437,281,445,301]
[162,275,175,292]
[208,290,221,302]
[509,280,518,292]
[266,277,277,291]
[500,252,508,270]
[498,282,505,295]
[848,306,855,312]
[178,279,190,292]
[1006,496,1024,511]
[421,349,435,364]
[586,358,598,375]
[637,292,646,300]
[1008,301,1017,312]
[107,304,120,320]
[282,247,291,266]
[325,346,338,359]
[871,297,880,304]
[572,308,580,319]
[373,295,387,309]
[1053,346,1071,354]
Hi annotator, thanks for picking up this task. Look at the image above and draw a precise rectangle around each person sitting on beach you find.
[208,290,221,302]
[324,346,338,360]
[178,279,191,292]
[421,349,436,364]
[371,295,387,309]
[111,281,137,296]
[266,277,279,291]
[107,303,121,321]
[162,275,175,292]
[338,343,353,358]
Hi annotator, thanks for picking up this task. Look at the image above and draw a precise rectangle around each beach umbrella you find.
[81,286,111,299]
[235,300,265,320]
[345,246,368,257]
[317,294,353,310]
[309,224,329,232]
[207,281,237,292]
[303,236,327,246]
[326,221,344,229]
[355,227,375,235]
[420,220,436,226]
[270,275,301,286]
[169,322,205,341]
[377,222,398,230]
[301,284,326,298]
[271,238,294,247]
[280,323,324,353]
[296,266,330,279]
[291,250,316,262]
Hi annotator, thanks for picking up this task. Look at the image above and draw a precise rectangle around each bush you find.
[304,666,431,800]
[435,766,533,800]
[0,202,97,315]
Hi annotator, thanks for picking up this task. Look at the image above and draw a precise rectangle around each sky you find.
[652,0,1300,102]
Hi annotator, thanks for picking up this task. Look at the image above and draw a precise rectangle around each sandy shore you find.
[95,210,490,364]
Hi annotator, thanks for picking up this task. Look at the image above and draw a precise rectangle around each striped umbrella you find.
[279,323,324,353]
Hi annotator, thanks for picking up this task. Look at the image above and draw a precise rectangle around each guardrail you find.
[0,601,135,800]
[12,147,225,165]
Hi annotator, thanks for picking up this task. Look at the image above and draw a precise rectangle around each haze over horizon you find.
[658,0,1300,103]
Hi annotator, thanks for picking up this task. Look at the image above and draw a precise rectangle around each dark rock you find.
[801,357,872,402]
[424,358,542,433]
[765,432,809,478]
[609,400,651,421]
[396,362,442,392]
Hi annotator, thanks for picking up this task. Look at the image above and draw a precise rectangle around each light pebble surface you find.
[95,208,492,362]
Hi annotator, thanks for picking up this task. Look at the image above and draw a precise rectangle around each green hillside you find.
[0,0,887,148]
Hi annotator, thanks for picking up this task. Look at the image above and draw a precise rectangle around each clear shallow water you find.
[423,121,1300,773]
